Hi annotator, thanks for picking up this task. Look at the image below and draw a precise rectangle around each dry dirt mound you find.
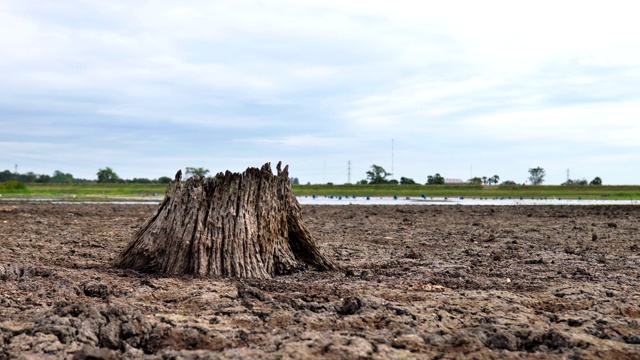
[1,204,640,359]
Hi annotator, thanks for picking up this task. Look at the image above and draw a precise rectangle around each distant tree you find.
[590,177,602,186]
[528,167,546,185]
[290,177,300,185]
[51,170,74,184]
[489,175,500,185]
[97,167,120,183]
[426,173,445,185]
[0,170,15,182]
[185,167,210,178]
[400,177,416,185]
[357,179,368,185]
[36,174,51,183]
[157,176,172,184]
[22,172,37,183]
[563,178,588,186]
[72,176,92,183]
[468,177,482,185]
[130,178,152,184]
[500,180,517,186]
[388,179,399,185]
[482,176,487,185]
[366,164,391,184]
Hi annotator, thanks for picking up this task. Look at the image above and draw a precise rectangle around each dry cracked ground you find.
[1,203,640,359]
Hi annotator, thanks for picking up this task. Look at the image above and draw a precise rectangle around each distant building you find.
[445,178,464,184]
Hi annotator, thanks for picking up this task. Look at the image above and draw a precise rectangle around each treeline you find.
[0,170,89,184]
[351,164,603,186]
[359,164,522,186]
[95,167,172,184]
[0,168,172,184]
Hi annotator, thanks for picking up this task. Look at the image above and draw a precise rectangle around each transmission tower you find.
[347,160,351,184]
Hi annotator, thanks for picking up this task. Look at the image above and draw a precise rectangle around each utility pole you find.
[14,164,18,175]
[567,169,570,182]
[347,160,351,184]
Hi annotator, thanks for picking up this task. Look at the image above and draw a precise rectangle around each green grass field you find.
[0,183,168,200]
[2,182,640,201]
[292,184,640,200]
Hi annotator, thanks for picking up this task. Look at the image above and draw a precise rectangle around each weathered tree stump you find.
[114,162,336,278]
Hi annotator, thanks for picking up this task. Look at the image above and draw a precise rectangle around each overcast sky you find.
[2,1,640,184]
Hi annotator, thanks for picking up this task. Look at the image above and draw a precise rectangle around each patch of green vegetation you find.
[0,182,169,200]
[0,181,27,192]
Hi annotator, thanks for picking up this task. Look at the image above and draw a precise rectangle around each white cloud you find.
[242,135,351,149]
[460,101,640,147]
[2,0,640,184]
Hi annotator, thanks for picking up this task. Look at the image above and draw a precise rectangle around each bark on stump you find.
[114,162,336,278]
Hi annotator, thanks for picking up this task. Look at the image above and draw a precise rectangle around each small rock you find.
[72,344,115,360]
[122,343,144,359]
[140,279,158,289]
[530,329,569,350]
[0,322,34,335]
[344,269,356,277]
[391,334,426,351]
[82,282,110,299]
[0,263,36,281]
[567,319,583,327]
[485,331,518,351]
[574,267,591,276]
[359,270,372,280]
[337,296,363,315]
[100,322,121,349]
[236,283,272,302]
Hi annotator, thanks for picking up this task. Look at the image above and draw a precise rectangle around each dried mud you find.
[1,203,640,359]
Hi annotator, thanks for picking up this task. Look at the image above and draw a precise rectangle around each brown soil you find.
[1,203,640,359]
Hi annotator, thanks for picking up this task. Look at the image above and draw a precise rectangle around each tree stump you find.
[114,162,336,278]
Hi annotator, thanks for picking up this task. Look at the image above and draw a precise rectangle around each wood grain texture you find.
[114,162,336,278]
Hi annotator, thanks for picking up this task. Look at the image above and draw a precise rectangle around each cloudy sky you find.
[2,1,640,184]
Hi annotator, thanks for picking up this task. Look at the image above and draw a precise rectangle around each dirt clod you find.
[72,345,115,360]
[337,296,363,315]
